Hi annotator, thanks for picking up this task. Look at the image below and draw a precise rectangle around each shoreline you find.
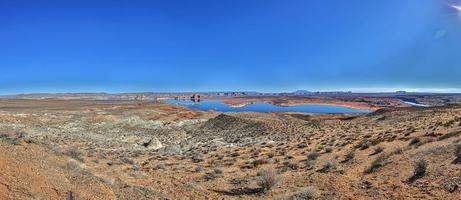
[213,97,403,111]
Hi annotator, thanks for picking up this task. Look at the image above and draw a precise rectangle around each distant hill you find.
[292,90,313,95]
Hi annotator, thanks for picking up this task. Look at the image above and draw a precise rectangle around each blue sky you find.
[1,0,461,94]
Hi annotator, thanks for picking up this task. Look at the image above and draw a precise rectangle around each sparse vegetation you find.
[365,154,389,174]
[307,151,319,161]
[342,150,355,163]
[409,159,427,182]
[318,161,335,173]
[257,168,281,192]
[390,147,403,155]
[453,144,461,164]
[370,146,384,156]
[409,138,421,146]
[2,97,461,199]
[252,158,269,167]
[356,141,370,150]
[283,161,299,170]
[154,163,166,170]
[295,187,320,200]
[277,187,320,200]
[64,147,84,161]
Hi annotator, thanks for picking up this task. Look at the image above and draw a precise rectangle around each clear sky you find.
[1,0,461,94]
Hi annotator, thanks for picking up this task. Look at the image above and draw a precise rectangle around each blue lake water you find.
[164,99,370,113]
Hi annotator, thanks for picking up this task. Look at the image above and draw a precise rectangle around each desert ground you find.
[1,99,461,199]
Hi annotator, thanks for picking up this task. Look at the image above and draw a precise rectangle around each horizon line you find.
[2,87,461,96]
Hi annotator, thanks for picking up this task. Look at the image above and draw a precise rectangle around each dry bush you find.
[194,166,203,173]
[277,187,320,200]
[409,138,421,146]
[318,161,336,173]
[121,157,134,165]
[283,161,299,170]
[409,159,427,182]
[257,168,281,192]
[342,150,355,163]
[154,163,166,170]
[307,151,319,161]
[213,168,223,174]
[364,154,389,174]
[390,147,403,155]
[324,146,333,153]
[64,147,84,161]
[192,154,204,163]
[304,160,316,170]
[252,159,269,167]
[356,141,370,150]
[296,187,320,200]
[454,144,461,164]
[370,146,384,156]
[414,159,427,176]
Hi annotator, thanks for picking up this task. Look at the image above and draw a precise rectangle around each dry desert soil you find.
[0,99,461,199]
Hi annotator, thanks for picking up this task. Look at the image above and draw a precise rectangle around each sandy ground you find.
[0,99,461,199]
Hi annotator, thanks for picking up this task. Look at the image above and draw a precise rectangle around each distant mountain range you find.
[1,90,460,101]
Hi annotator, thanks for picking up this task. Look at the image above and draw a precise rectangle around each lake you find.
[164,99,370,113]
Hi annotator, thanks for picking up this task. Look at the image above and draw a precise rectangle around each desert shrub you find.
[67,191,75,200]
[230,152,240,157]
[132,165,140,171]
[318,161,335,173]
[342,150,355,163]
[121,157,134,165]
[203,168,224,181]
[62,161,92,176]
[283,161,299,170]
[213,168,223,174]
[442,178,459,193]
[63,161,82,171]
[370,146,384,156]
[438,130,461,141]
[0,133,21,145]
[267,152,275,158]
[192,154,204,163]
[370,138,384,146]
[409,138,421,146]
[409,159,427,182]
[194,166,203,173]
[413,159,427,177]
[316,145,324,151]
[355,141,369,150]
[324,146,333,153]
[64,147,84,161]
[364,154,389,174]
[297,143,308,149]
[252,159,269,167]
[307,151,319,161]
[296,187,320,200]
[390,147,403,155]
[154,163,166,170]
[257,168,281,192]
[304,160,315,170]
[454,144,461,164]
